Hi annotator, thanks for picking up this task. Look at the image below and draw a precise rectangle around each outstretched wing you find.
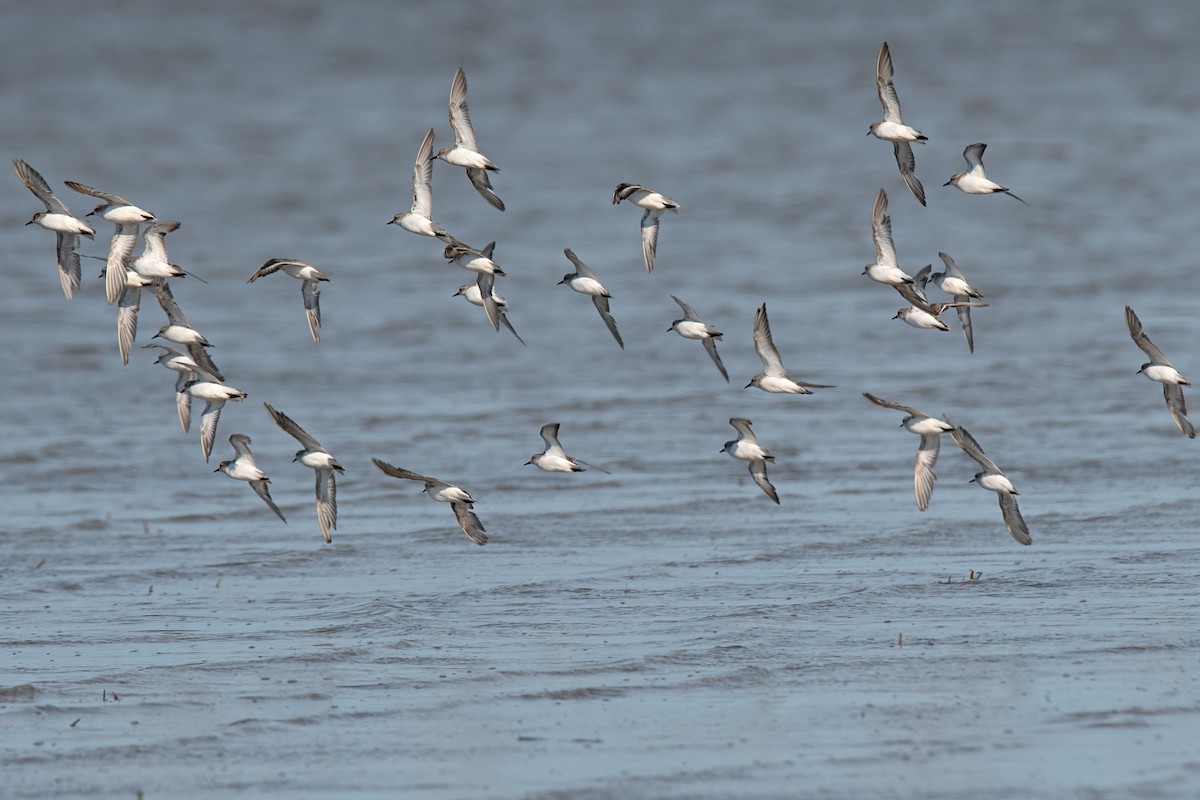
[56,233,81,300]
[228,433,255,459]
[498,309,526,346]
[914,434,939,512]
[372,459,437,485]
[452,501,488,546]
[117,284,141,365]
[955,303,975,353]
[749,460,780,504]
[63,180,131,205]
[938,251,967,281]
[612,182,646,204]
[315,468,336,544]
[14,159,70,214]
[729,417,758,443]
[247,258,289,283]
[753,304,786,376]
[893,142,926,207]
[963,143,987,173]
[412,127,436,216]
[564,248,598,279]
[640,209,661,273]
[862,392,924,418]
[199,399,224,463]
[187,343,223,383]
[538,423,565,457]
[871,188,897,266]
[671,295,702,321]
[142,220,181,262]
[893,278,936,315]
[1125,306,1172,365]
[154,280,190,327]
[302,280,322,343]
[466,167,505,211]
[592,295,624,349]
[251,479,287,523]
[264,402,325,451]
[998,493,1031,545]
[949,424,1003,474]
[447,67,478,151]
[104,223,138,304]
[476,272,500,332]
[702,337,729,382]
[176,383,192,432]
[1163,384,1196,438]
[875,42,902,123]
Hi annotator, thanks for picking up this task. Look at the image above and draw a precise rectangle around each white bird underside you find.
[455,277,524,344]
[14,159,94,299]
[1125,306,1195,437]
[723,418,779,504]
[437,67,503,210]
[669,296,728,382]
[391,127,458,234]
[561,249,623,348]
[931,252,981,352]
[248,259,329,344]
[264,402,343,543]
[372,459,488,545]
[748,304,835,393]
[64,179,155,224]
[871,43,927,206]
[862,392,952,511]
[103,223,139,305]
[410,127,436,219]
[218,434,287,523]
[946,143,1027,203]
[612,183,677,272]
[188,381,247,463]
[529,422,609,473]
[948,423,1032,545]
[64,179,154,304]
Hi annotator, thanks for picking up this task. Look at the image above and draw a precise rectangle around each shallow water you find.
[2,1,1199,798]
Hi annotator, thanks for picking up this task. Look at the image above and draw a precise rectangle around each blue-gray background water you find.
[2,2,1198,798]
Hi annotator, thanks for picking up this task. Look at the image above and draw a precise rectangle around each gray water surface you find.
[2,2,1199,798]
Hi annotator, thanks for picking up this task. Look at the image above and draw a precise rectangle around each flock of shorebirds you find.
[14,47,1194,549]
